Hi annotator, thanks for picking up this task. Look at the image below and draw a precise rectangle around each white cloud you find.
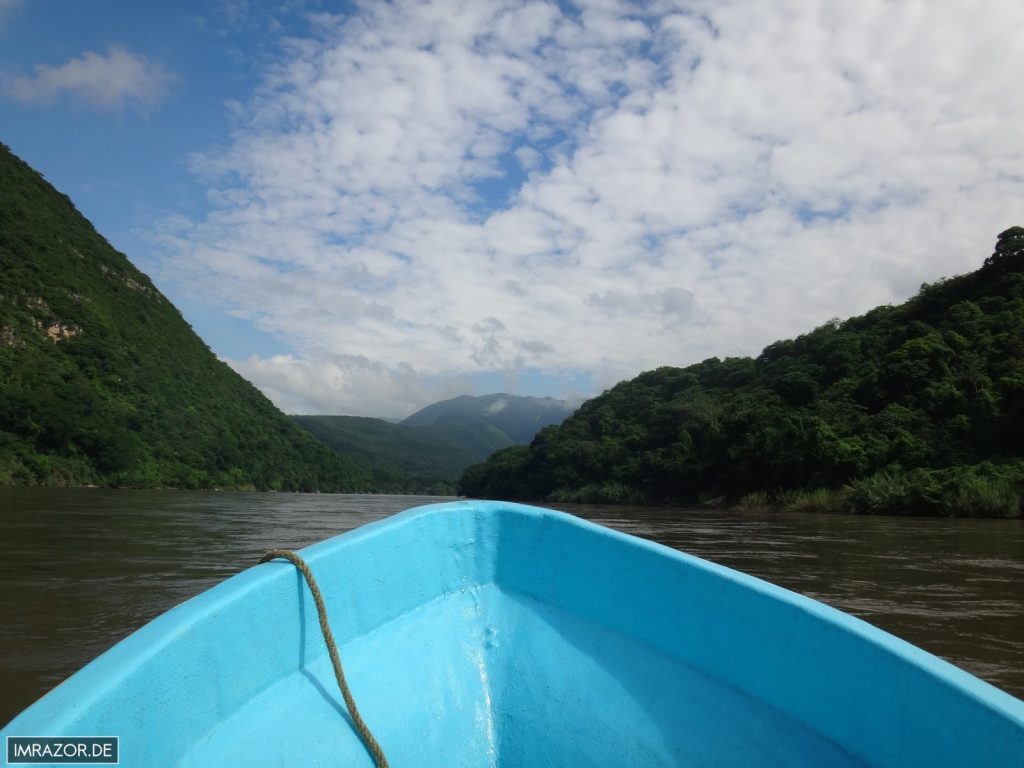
[513,145,543,171]
[484,397,509,415]
[226,353,486,417]
[4,46,174,109]
[158,0,1024,415]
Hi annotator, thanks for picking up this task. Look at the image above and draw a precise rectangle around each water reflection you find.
[1,489,1021,726]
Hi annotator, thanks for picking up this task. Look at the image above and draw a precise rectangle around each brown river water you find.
[1,488,1022,726]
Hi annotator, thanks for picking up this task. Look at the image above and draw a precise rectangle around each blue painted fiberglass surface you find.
[3,500,1023,766]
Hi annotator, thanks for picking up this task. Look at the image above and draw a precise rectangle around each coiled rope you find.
[259,549,389,768]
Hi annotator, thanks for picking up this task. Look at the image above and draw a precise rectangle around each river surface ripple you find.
[1,488,1022,726]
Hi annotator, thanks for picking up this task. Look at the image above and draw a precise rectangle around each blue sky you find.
[0,1,294,349]
[3,1,1023,417]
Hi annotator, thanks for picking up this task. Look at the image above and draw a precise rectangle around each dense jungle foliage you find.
[461,227,1024,517]
[0,143,372,491]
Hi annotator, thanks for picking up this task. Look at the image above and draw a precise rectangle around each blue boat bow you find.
[3,500,1023,766]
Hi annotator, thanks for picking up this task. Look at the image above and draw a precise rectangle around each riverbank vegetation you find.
[461,228,1024,517]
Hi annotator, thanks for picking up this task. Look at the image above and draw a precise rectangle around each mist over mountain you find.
[402,393,579,443]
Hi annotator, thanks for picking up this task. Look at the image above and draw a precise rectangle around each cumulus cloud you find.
[225,353,475,416]
[587,287,697,322]
[4,46,174,109]
[158,0,1024,415]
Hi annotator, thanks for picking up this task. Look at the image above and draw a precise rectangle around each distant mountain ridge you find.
[0,142,371,491]
[402,393,577,443]
[295,393,579,493]
[292,415,506,494]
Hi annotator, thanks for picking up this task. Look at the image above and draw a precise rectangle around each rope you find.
[259,549,389,768]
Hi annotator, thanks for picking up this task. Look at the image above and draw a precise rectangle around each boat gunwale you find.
[3,499,1023,760]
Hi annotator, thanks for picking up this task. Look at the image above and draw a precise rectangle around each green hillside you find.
[293,415,510,494]
[0,143,372,491]
[462,228,1024,517]
[402,393,577,444]
[294,395,577,494]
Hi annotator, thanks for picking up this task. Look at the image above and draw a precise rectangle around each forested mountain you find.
[294,394,577,494]
[402,393,577,443]
[461,229,1024,517]
[293,415,504,494]
[0,143,371,491]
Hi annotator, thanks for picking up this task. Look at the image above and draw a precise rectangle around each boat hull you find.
[3,501,1023,766]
